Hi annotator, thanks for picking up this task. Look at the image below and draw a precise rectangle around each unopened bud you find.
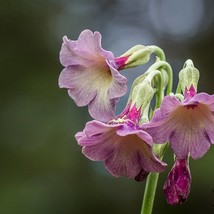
[179,59,199,94]
[163,158,191,205]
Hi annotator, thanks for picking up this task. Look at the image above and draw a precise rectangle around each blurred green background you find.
[1,0,214,213]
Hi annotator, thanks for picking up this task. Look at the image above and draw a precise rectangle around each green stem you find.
[174,93,184,101]
[140,172,159,214]
[145,61,173,95]
[175,82,181,94]
[154,74,164,109]
[149,46,166,61]
[140,143,168,214]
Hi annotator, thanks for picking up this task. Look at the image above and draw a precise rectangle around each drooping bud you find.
[119,45,152,69]
[131,79,155,111]
[179,59,200,94]
[163,158,191,205]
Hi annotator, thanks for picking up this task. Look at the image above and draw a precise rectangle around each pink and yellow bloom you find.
[59,29,128,122]
[163,158,191,205]
[142,85,214,159]
[75,103,166,181]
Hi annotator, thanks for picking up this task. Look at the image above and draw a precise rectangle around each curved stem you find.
[174,93,184,101]
[176,82,181,94]
[146,61,173,95]
[145,69,163,109]
[154,74,164,109]
[149,45,166,61]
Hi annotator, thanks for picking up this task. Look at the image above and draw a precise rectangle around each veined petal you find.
[139,146,167,172]
[76,30,114,61]
[59,36,79,67]
[116,127,153,147]
[104,147,142,178]
[77,30,99,54]
[80,123,118,161]
[189,92,214,111]
[60,35,99,67]
[105,60,128,100]
[88,96,118,122]
[83,120,113,137]
[59,66,97,106]
[104,132,166,178]
[77,121,119,146]
[82,139,116,161]
[160,95,181,117]
[75,131,85,141]
[142,119,171,145]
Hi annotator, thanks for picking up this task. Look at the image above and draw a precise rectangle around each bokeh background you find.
[1,0,214,213]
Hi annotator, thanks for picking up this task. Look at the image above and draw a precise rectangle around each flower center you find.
[170,103,212,128]
[184,104,197,110]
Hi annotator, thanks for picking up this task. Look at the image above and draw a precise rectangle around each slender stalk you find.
[149,46,166,61]
[145,61,173,95]
[140,172,159,214]
[175,82,181,94]
[140,143,168,214]
[154,73,164,109]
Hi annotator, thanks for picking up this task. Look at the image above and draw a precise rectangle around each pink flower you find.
[75,103,166,181]
[59,29,128,122]
[142,85,214,159]
[163,158,191,205]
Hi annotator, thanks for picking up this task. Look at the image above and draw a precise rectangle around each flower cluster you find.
[59,29,214,206]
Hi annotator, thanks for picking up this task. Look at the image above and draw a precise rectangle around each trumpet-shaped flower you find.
[59,29,128,122]
[75,103,166,181]
[163,158,191,205]
[142,86,214,159]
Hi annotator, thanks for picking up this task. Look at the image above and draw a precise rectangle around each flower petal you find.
[189,130,211,159]
[104,145,142,178]
[138,143,167,172]
[190,93,214,111]
[107,60,128,98]
[160,95,181,117]
[82,140,115,161]
[59,66,97,106]
[83,120,111,137]
[75,131,85,141]
[88,95,118,122]
[76,30,114,61]
[59,36,79,67]
[104,132,166,178]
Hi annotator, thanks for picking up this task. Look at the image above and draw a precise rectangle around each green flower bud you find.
[131,79,155,111]
[179,59,200,93]
[120,45,152,69]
